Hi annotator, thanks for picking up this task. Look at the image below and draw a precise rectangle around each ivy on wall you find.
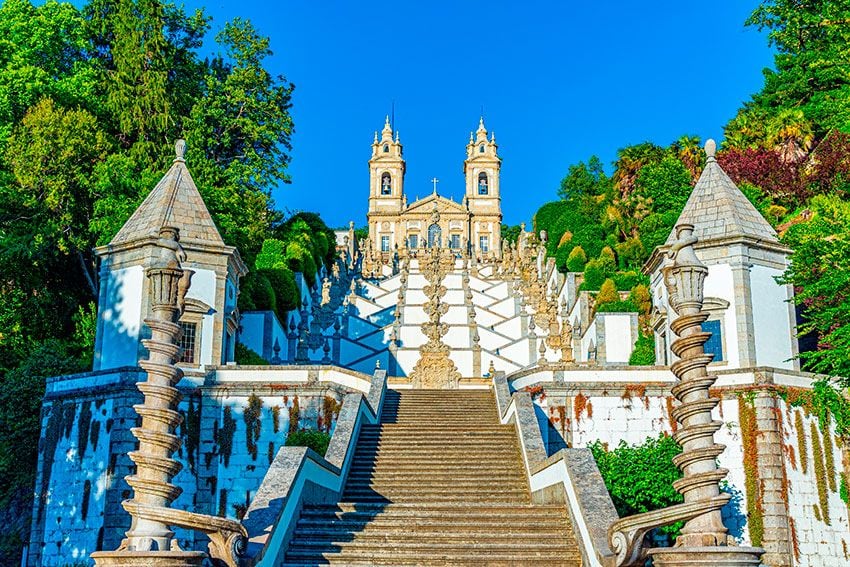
[811,421,831,525]
[738,395,764,547]
[243,394,263,461]
[795,409,809,474]
[215,407,237,468]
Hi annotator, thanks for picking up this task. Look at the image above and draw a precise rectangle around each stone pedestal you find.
[648,546,763,566]
[91,551,206,566]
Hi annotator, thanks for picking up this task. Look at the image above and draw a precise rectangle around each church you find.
[366,117,502,258]
[24,130,847,567]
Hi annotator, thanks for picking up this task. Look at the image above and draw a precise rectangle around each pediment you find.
[406,194,467,215]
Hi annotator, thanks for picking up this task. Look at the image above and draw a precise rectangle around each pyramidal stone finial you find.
[705,139,716,161]
[175,139,186,162]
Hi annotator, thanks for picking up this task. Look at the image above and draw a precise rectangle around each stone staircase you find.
[285,389,583,565]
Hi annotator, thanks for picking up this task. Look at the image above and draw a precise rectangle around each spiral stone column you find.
[608,222,762,567]
[94,143,247,566]
[648,223,763,566]
[93,226,205,565]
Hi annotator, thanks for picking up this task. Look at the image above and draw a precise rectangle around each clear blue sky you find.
[185,1,774,229]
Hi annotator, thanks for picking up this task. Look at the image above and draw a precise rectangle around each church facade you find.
[366,117,502,258]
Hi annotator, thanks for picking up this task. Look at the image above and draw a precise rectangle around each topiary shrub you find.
[589,433,683,536]
[581,259,606,291]
[255,239,287,270]
[629,333,656,365]
[566,245,588,273]
[235,343,268,365]
[596,278,619,305]
[555,244,572,272]
[286,429,332,456]
[628,284,652,317]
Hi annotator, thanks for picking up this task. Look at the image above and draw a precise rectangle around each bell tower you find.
[367,116,405,253]
[464,118,502,256]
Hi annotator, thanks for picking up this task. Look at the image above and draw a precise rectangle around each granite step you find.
[284,389,581,565]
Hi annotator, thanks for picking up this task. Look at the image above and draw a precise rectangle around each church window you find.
[450,234,461,249]
[178,321,198,364]
[479,235,489,253]
[479,144,485,153]
[383,144,389,153]
[701,319,724,362]
[381,235,390,252]
[408,234,418,249]
[381,173,392,195]
[478,172,489,195]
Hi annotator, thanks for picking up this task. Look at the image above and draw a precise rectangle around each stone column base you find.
[648,546,763,566]
[91,551,206,566]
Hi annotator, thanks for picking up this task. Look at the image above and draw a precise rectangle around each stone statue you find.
[321,277,332,306]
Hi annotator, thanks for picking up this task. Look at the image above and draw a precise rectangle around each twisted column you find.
[607,222,763,567]
[94,145,247,566]
[663,223,728,546]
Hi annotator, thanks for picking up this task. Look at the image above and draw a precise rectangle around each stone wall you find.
[28,367,353,566]
[512,367,849,567]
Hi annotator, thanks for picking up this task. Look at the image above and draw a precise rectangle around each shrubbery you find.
[629,333,656,365]
[234,343,268,365]
[286,429,332,456]
[589,434,683,535]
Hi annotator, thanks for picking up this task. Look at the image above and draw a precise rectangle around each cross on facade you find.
[431,177,439,193]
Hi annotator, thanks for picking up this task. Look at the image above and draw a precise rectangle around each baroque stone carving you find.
[92,187,246,566]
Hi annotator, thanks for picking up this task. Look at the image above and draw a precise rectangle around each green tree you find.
[746,0,850,134]
[782,194,850,379]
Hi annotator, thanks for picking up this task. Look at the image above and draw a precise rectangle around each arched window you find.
[381,173,392,195]
[383,144,389,153]
[478,172,489,195]
[479,144,485,153]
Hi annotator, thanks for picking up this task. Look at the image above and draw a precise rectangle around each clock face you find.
[382,221,390,230]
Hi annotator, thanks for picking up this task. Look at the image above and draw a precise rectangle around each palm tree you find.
[767,108,814,163]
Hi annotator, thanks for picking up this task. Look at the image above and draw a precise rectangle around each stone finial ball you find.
[705,139,716,158]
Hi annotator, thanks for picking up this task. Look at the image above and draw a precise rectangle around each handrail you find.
[493,371,618,567]
[239,369,387,566]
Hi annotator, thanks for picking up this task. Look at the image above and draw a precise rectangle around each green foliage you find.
[234,343,268,365]
[0,340,85,504]
[286,428,331,456]
[260,268,300,319]
[596,278,619,305]
[558,156,611,200]
[255,239,288,270]
[565,245,587,273]
[596,300,639,314]
[781,195,850,378]
[589,434,683,535]
[501,223,522,244]
[612,270,644,291]
[634,155,693,212]
[628,284,652,316]
[629,333,656,365]
[581,259,607,291]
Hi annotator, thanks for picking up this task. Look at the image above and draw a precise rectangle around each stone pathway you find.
[285,389,582,565]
